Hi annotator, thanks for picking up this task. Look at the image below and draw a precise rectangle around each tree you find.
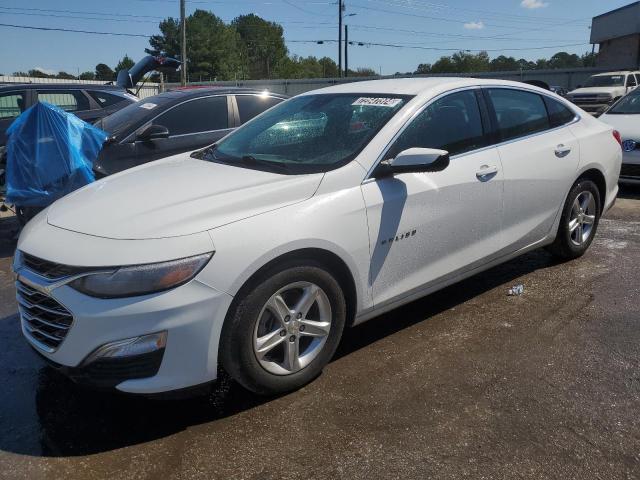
[114,54,135,73]
[414,63,432,74]
[79,71,96,80]
[547,52,581,69]
[318,57,339,78]
[12,71,30,77]
[56,71,76,80]
[489,55,519,72]
[28,69,53,78]
[351,67,377,77]
[232,14,287,79]
[95,63,115,81]
[150,9,245,82]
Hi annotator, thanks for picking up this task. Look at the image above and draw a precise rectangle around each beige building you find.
[592,2,640,68]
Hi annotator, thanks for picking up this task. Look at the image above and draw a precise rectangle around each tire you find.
[220,260,346,395]
[547,179,601,260]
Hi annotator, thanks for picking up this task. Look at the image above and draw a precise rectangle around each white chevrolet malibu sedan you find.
[14,78,621,396]
[599,88,640,184]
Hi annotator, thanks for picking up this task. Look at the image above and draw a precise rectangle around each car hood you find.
[568,87,621,96]
[599,113,640,140]
[47,155,324,240]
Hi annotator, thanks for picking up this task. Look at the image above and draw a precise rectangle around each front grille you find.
[621,164,640,178]
[16,280,73,351]
[571,95,607,104]
[21,252,89,280]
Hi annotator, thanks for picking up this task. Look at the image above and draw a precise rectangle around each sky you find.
[0,0,634,76]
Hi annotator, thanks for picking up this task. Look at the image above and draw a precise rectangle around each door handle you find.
[476,164,498,181]
[555,144,572,158]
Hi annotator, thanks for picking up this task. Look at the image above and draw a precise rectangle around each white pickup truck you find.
[566,71,640,116]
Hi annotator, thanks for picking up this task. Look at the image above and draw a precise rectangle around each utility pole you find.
[180,0,187,86]
[338,0,343,77]
[344,25,348,77]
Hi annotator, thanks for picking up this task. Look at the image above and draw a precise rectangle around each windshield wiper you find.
[241,155,290,173]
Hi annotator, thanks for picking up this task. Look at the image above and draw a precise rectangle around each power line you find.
[349,40,590,52]
[0,6,165,20]
[0,23,153,37]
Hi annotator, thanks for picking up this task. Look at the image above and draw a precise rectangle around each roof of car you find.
[0,83,126,91]
[304,77,545,96]
[593,71,640,76]
[161,87,288,99]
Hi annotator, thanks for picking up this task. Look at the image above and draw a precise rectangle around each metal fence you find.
[0,76,160,98]
[172,66,627,96]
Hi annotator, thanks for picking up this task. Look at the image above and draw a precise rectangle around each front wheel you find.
[547,179,601,260]
[220,261,346,395]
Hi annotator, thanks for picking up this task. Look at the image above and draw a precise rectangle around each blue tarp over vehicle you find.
[5,102,107,207]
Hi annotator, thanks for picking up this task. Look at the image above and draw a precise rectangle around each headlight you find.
[70,253,213,298]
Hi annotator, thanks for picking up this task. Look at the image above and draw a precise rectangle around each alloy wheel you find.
[569,190,596,247]
[253,281,332,375]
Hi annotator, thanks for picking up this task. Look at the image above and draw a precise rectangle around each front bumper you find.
[17,267,233,394]
[620,149,640,183]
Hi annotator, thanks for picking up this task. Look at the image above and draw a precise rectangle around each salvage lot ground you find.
[0,188,639,480]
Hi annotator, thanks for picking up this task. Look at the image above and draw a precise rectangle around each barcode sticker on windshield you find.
[140,103,157,110]
[352,97,402,107]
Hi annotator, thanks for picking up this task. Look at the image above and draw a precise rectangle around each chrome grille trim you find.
[16,279,74,352]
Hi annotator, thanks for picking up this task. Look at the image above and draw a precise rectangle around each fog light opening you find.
[83,331,167,365]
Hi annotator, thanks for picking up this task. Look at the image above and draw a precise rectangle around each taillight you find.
[613,130,622,147]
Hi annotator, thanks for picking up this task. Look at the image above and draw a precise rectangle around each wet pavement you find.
[1,188,639,479]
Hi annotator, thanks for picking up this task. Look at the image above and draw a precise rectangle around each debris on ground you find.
[507,284,524,296]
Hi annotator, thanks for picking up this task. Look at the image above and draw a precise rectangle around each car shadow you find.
[0,247,558,459]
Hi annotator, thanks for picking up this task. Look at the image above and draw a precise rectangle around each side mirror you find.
[137,124,169,141]
[373,147,450,178]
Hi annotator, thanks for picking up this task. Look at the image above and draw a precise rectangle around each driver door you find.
[361,89,504,306]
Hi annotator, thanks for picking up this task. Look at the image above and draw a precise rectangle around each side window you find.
[153,96,228,136]
[236,95,283,123]
[487,88,550,141]
[387,89,485,158]
[0,92,26,119]
[627,75,637,87]
[88,91,126,108]
[37,90,90,112]
[543,97,576,128]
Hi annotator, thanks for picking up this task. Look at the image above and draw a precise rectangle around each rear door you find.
[361,88,504,306]
[134,95,234,163]
[233,94,284,126]
[484,87,580,251]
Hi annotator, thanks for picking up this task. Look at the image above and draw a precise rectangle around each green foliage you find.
[232,14,287,79]
[150,9,245,82]
[79,71,96,80]
[420,50,599,75]
[56,71,76,80]
[114,54,135,73]
[95,63,115,81]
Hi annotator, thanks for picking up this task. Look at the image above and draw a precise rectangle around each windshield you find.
[584,75,625,88]
[608,90,640,114]
[197,93,410,174]
[97,97,166,138]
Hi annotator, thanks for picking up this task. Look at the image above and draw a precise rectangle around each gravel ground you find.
[0,187,639,480]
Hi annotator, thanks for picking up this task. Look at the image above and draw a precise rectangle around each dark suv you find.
[93,88,288,176]
[0,84,137,148]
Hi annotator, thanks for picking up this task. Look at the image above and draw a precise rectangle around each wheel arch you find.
[577,167,607,212]
[225,247,360,329]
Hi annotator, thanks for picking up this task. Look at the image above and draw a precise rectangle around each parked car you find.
[566,71,640,116]
[550,85,568,97]
[14,78,621,396]
[0,84,137,150]
[600,88,640,184]
[92,88,287,176]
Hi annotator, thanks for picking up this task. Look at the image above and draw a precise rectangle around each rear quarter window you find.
[88,91,127,108]
[236,95,283,123]
[543,97,576,128]
[37,90,90,112]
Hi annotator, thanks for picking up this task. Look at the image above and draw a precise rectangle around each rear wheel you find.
[547,179,601,260]
[220,261,346,395]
